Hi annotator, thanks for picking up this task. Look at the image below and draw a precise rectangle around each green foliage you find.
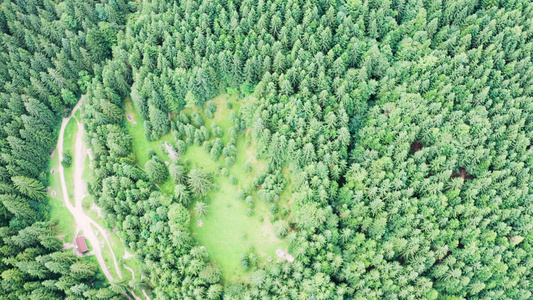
[243,162,252,173]
[145,158,168,184]
[0,0,130,298]
[78,0,533,299]
[194,201,208,217]
[173,184,191,206]
[11,176,47,201]
[187,168,212,197]
[62,152,73,168]
[273,220,288,238]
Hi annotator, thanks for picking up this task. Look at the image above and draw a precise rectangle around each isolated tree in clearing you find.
[187,168,212,197]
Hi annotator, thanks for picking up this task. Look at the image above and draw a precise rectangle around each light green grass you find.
[48,197,75,242]
[46,145,74,242]
[63,117,78,205]
[74,109,81,121]
[187,137,288,283]
[92,224,120,279]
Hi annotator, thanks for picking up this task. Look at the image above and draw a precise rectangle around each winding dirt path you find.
[57,96,143,300]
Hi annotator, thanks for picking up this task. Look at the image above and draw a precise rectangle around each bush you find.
[62,152,72,168]
[269,203,278,214]
[203,141,212,153]
[192,112,204,127]
[237,189,246,201]
[240,255,250,271]
[244,162,252,173]
[176,140,187,154]
[169,163,187,184]
[207,101,217,113]
[229,175,238,185]
[245,196,254,208]
[225,156,236,168]
[246,208,254,217]
[221,168,229,177]
[205,108,214,119]
[145,159,168,184]
[226,101,233,109]
[199,264,221,284]
[273,220,288,238]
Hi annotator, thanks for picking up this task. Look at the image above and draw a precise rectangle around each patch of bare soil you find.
[63,242,75,250]
[91,203,104,219]
[123,250,134,260]
[410,141,423,153]
[276,249,294,263]
[451,167,475,179]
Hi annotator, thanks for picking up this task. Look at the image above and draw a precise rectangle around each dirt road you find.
[57,97,115,279]
[57,96,143,300]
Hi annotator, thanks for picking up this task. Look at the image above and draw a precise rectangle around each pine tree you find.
[11,176,47,200]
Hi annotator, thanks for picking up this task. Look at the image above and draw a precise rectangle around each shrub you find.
[62,152,72,168]
[244,162,252,173]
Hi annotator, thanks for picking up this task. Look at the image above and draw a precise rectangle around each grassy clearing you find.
[182,95,288,283]
[181,94,241,145]
[74,109,81,121]
[123,99,175,196]
[46,145,75,242]
[186,133,288,283]
[63,117,78,205]
[126,94,290,283]
[48,198,75,242]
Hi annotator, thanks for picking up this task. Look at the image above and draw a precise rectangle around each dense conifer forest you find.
[0,0,131,298]
[2,0,533,299]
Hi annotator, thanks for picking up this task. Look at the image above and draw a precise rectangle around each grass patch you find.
[187,134,288,283]
[46,144,73,242]
[63,117,78,205]
[48,197,75,242]
[74,109,81,121]
[108,233,125,260]
[92,224,120,279]
[123,256,150,298]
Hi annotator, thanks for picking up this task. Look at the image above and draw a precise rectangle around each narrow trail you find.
[57,96,143,300]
